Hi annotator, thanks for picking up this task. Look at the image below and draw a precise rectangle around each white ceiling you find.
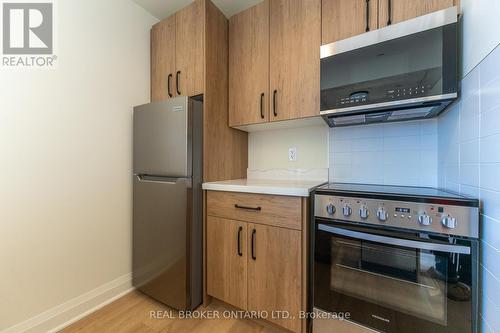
[133,0,264,19]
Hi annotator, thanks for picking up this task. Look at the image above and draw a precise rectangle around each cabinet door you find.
[175,0,204,97]
[151,17,176,102]
[207,216,248,310]
[229,1,270,127]
[379,0,454,28]
[322,0,379,45]
[269,0,321,121]
[248,223,302,332]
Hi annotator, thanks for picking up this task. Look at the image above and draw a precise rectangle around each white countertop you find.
[202,179,327,197]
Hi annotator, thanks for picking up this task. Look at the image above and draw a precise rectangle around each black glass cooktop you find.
[317,183,469,200]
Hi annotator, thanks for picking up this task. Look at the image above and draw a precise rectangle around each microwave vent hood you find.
[320,6,458,127]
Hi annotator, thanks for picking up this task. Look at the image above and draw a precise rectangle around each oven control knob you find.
[377,208,388,221]
[359,206,369,219]
[418,214,432,226]
[442,216,457,229]
[342,204,352,217]
[326,203,336,215]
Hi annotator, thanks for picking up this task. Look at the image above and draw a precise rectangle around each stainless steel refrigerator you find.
[132,96,203,310]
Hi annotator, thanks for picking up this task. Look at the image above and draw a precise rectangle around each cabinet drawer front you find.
[207,191,302,230]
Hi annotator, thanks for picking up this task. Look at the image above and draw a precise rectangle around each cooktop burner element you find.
[314,183,480,238]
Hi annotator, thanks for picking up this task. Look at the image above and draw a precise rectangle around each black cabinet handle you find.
[237,226,243,257]
[176,71,181,95]
[235,204,261,211]
[387,0,392,25]
[273,90,278,117]
[260,93,265,119]
[365,0,370,32]
[251,229,256,260]
[167,73,173,97]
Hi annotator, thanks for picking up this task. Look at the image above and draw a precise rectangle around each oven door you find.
[314,220,477,333]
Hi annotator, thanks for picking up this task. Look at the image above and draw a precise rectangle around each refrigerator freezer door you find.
[132,175,190,310]
[133,97,191,177]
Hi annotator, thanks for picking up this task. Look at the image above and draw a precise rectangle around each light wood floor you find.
[59,291,282,333]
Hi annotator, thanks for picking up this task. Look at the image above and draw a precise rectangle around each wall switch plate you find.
[288,147,297,162]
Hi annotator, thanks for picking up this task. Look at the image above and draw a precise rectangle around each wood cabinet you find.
[206,216,247,310]
[151,17,176,101]
[206,190,307,332]
[228,0,321,127]
[248,223,302,333]
[151,0,204,101]
[321,0,379,45]
[270,0,321,122]
[150,0,248,182]
[379,0,455,28]
[228,2,269,127]
[175,0,204,97]
[322,0,457,45]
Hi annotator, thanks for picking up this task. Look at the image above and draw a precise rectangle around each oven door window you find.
[314,223,473,333]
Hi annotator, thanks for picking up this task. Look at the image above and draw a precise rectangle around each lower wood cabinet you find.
[247,223,302,333]
[206,216,248,310]
[206,191,306,333]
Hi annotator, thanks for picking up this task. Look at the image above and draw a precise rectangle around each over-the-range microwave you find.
[320,6,458,127]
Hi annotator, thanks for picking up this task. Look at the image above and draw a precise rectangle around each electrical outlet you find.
[288,147,297,162]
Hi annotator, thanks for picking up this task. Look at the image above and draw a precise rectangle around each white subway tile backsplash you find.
[480,76,500,114]
[481,241,500,285]
[329,120,438,186]
[481,163,500,191]
[481,293,500,333]
[481,188,500,221]
[480,134,500,163]
[481,106,500,137]
[460,163,480,187]
[461,65,480,103]
[438,46,500,331]
[482,215,500,252]
[349,137,384,152]
[330,139,351,153]
[480,45,500,87]
[460,139,480,164]
[383,135,421,151]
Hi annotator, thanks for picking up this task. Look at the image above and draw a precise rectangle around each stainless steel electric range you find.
[311,183,479,333]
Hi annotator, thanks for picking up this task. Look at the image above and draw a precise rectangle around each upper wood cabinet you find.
[151,17,176,102]
[322,0,378,45]
[229,2,270,127]
[270,0,321,122]
[151,0,204,101]
[150,0,248,183]
[175,0,204,97]
[379,0,455,28]
[228,0,321,127]
[322,0,457,45]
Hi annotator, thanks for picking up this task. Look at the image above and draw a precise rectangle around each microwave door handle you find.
[318,224,471,255]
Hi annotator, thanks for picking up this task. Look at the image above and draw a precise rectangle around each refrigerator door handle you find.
[135,174,189,185]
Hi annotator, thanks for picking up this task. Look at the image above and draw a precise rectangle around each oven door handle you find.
[318,224,471,255]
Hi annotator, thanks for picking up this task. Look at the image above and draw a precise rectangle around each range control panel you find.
[315,194,479,238]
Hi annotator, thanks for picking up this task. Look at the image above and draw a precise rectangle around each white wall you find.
[460,0,500,76]
[0,0,157,331]
[248,126,329,177]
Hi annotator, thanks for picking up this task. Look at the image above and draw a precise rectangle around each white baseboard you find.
[2,273,134,333]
